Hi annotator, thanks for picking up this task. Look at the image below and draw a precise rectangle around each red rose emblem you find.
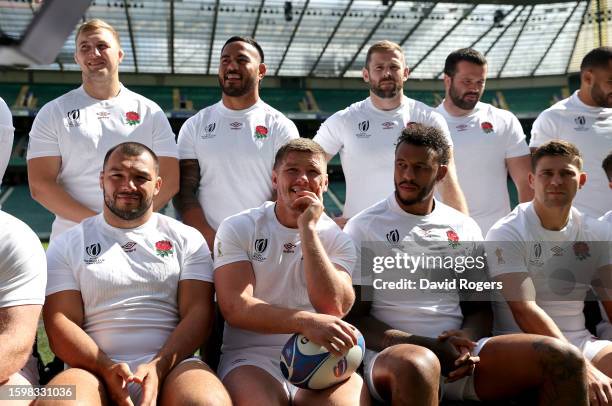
[125,111,140,126]
[573,242,590,260]
[481,121,494,134]
[155,240,173,257]
[446,230,459,242]
[255,125,268,139]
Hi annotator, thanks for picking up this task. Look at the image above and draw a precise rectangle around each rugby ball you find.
[280,330,365,390]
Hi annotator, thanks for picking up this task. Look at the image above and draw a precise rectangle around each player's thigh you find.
[223,365,288,406]
[160,359,231,406]
[591,342,612,377]
[1,372,36,406]
[294,372,370,406]
[35,368,107,406]
[474,334,583,400]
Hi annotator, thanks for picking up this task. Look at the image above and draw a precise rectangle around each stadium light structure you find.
[0,0,93,67]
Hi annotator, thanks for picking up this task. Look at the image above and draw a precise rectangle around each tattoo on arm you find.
[173,159,202,212]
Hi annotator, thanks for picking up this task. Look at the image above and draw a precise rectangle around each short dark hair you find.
[395,123,450,165]
[221,36,264,63]
[103,142,159,174]
[443,48,487,77]
[580,46,612,71]
[603,151,612,182]
[531,140,583,171]
[273,138,326,170]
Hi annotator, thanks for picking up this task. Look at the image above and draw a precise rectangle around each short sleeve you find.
[151,108,178,158]
[343,218,369,285]
[177,116,198,160]
[484,226,528,279]
[273,115,300,154]
[213,217,251,269]
[46,233,80,296]
[179,226,214,282]
[504,114,530,159]
[313,114,345,156]
[529,110,556,148]
[325,228,356,277]
[27,101,62,159]
[0,222,46,307]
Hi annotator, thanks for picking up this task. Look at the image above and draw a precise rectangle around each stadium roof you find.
[0,0,608,79]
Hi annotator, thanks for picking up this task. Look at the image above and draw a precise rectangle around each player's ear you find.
[321,174,329,195]
[403,66,410,82]
[528,171,535,190]
[154,175,162,196]
[271,168,279,191]
[118,47,124,63]
[443,74,451,91]
[578,172,587,189]
[435,164,448,182]
[99,171,104,190]
[362,67,370,83]
[258,63,267,79]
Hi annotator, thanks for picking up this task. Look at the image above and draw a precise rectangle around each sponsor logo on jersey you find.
[125,111,140,126]
[85,242,104,264]
[255,125,269,139]
[253,238,268,261]
[121,241,137,253]
[573,242,590,261]
[96,111,110,120]
[230,121,243,130]
[528,243,544,267]
[381,121,395,130]
[481,121,494,134]
[385,229,402,248]
[201,122,217,139]
[551,246,564,256]
[446,229,460,248]
[66,109,81,127]
[356,120,371,138]
[574,115,588,131]
[283,242,296,253]
[155,240,174,257]
[456,124,469,132]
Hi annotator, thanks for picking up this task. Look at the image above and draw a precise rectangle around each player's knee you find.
[384,344,441,384]
[535,337,585,377]
[166,389,232,406]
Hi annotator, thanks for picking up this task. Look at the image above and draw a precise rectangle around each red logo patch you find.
[481,121,494,134]
[125,111,140,126]
[155,240,173,257]
[255,125,268,139]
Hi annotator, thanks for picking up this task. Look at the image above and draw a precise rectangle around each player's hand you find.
[332,216,349,229]
[100,362,135,406]
[294,191,324,229]
[437,329,479,382]
[586,361,612,406]
[432,332,478,379]
[130,362,162,406]
[298,312,358,357]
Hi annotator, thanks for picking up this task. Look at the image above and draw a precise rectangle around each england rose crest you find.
[481,121,494,134]
[126,111,140,126]
[446,230,460,248]
[255,125,268,139]
[573,242,590,261]
[155,240,173,257]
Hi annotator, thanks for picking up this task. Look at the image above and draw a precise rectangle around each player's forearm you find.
[508,301,566,341]
[153,182,178,211]
[300,225,355,316]
[436,160,468,214]
[0,335,32,382]
[175,205,216,248]
[29,180,96,223]
[45,314,114,375]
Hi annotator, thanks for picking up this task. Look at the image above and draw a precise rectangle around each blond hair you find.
[75,19,120,46]
[365,40,405,68]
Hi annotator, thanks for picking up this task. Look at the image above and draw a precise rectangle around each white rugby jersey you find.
[213,201,355,352]
[314,96,453,218]
[27,84,178,239]
[177,100,299,229]
[46,213,213,369]
[530,91,612,217]
[486,202,611,337]
[0,97,13,191]
[344,195,484,338]
[0,210,46,308]
[436,102,529,233]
